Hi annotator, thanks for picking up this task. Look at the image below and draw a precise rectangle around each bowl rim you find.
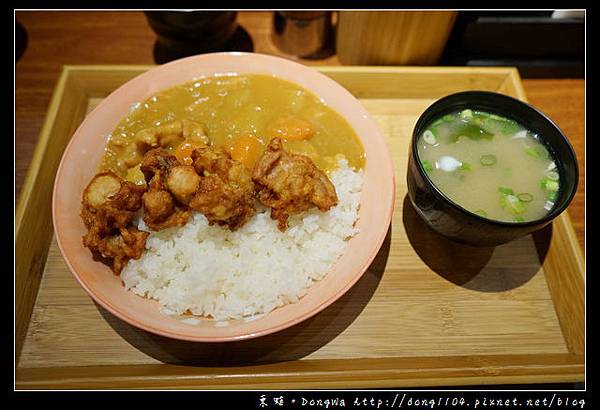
[51,51,395,342]
[411,90,579,228]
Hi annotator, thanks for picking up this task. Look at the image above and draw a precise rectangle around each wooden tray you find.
[16,66,585,389]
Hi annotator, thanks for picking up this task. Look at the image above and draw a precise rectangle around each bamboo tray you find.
[16,65,585,389]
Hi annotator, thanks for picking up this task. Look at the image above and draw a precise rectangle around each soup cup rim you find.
[411,90,579,228]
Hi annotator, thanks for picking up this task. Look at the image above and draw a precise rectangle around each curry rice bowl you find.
[121,159,363,322]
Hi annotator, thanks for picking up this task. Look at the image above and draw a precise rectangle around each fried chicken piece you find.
[139,147,180,185]
[81,172,149,274]
[92,226,149,274]
[252,137,338,231]
[81,172,145,235]
[83,172,122,208]
[189,145,256,230]
[166,165,201,204]
[141,190,190,231]
[134,119,208,151]
[139,148,191,231]
[141,189,175,224]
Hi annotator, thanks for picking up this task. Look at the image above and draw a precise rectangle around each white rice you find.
[121,159,363,322]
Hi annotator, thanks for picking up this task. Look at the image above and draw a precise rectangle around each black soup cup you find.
[407,91,579,246]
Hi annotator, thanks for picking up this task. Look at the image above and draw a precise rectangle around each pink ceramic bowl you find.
[53,52,395,342]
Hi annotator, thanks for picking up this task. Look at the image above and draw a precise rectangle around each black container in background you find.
[144,11,253,64]
[440,11,584,78]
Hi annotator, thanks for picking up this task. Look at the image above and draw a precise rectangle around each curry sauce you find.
[99,74,366,184]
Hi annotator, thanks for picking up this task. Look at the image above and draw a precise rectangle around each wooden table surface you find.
[15,11,585,250]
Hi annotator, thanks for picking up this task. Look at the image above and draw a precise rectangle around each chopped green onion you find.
[517,193,534,202]
[472,111,520,135]
[525,145,549,159]
[525,147,539,158]
[451,123,494,142]
[545,180,559,192]
[473,111,492,119]
[513,215,525,223]
[443,114,455,122]
[480,154,497,166]
[540,176,560,192]
[423,130,437,145]
[547,191,558,202]
[545,170,559,181]
[421,160,433,172]
[474,209,487,218]
[537,145,550,158]
[427,119,444,139]
[500,194,526,214]
[459,162,472,171]
[430,118,444,129]
[460,109,473,119]
[498,187,527,215]
[499,120,520,135]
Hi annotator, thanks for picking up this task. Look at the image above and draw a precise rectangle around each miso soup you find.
[416,109,560,223]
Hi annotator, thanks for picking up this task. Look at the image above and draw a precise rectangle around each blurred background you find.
[16,10,584,76]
